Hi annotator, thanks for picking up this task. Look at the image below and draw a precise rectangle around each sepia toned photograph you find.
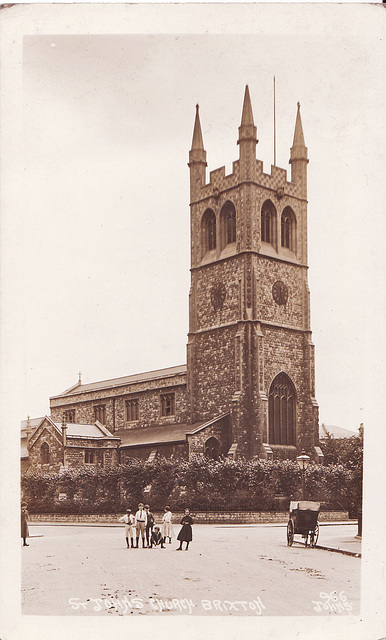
[0,3,385,639]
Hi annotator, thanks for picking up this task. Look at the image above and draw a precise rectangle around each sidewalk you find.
[315,523,361,557]
[289,522,361,557]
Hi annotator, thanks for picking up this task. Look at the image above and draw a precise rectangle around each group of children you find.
[119,504,193,551]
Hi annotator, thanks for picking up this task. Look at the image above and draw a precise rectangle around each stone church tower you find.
[187,86,320,461]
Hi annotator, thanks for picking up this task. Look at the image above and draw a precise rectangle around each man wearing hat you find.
[134,503,147,548]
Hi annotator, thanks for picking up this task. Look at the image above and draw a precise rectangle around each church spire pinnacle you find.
[291,102,306,151]
[241,85,254,126]
[289,102,308,196]
[191,104,204,151]
[238,85,257,179]
[188,103,207,201]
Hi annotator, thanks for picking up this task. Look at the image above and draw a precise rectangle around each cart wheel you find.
[287,520,294,546]
[310,523,319,548]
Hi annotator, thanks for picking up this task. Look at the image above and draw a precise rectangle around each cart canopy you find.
[289,501,320,512]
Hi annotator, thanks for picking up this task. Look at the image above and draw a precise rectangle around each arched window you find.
[220,201,236,247]
[204,436,221,461]
[281,207,296,253]
[41,442,50,465]
[201,209,216,255]
[85,450,95,464]
[261,201,276,245]
[268,373,296,445]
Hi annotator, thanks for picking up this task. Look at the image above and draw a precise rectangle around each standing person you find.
[21,502,29,547]
[134,503,147,548]
[118,509,135,548]
[144,505,155,548]
[148,526,165,549]
[161,506,174,544]
[176,508,194,551]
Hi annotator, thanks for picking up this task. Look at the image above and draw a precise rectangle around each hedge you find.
[21,455,361,515]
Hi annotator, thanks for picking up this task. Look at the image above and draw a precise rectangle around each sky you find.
[2,4,385,435]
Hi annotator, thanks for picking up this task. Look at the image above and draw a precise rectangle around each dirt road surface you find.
[22,523,360,617]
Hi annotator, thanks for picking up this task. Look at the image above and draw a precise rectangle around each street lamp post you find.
[296,451,310,500]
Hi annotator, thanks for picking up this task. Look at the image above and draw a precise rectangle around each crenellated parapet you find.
[192,159,304,205]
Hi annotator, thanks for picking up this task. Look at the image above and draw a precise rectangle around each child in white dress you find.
[160,506,174,544]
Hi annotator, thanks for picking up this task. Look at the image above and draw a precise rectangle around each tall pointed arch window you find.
[261,201,276,246]
[201,209,217,255]
[41,442,50,465]
[268,373,296,445]
[220,201,236,247]
[281,207,297,253]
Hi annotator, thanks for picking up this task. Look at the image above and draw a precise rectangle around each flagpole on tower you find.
[273,75,276,166]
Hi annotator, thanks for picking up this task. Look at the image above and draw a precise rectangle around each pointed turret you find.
[289,102,308,197]
[240,85,255,127]
[188,104,207,201]
[237,85,258,180]
[191,104,204,150]
[26,415,32,448]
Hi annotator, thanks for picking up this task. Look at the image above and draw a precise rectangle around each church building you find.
[23,86,323,471]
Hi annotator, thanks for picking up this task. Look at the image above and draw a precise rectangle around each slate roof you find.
[116,423,199,447]
[21,418,45,458]
[51,364,187,398]
[21,417,45,430]
[52,421,119,440]
[117,413,230,448]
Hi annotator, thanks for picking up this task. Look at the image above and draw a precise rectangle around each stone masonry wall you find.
[65,438,119,467]
[191,326,236,422]
[187,416,231,457]
[27,421,64,472]
[257,256,307,328]
[50,379,188,434]
[28,510,350,524]
[262,325,317,450]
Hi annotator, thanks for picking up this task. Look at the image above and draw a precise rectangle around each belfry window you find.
[261,201,276,245]
[202,209,217,255]
[220,202,236,246]
[281,207,296,252]
[268,373,296,445]
[41,442,50,465]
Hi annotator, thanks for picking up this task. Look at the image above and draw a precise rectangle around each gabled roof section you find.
[28,416,63,447]
[23,415,119,443]
[51,364,187,399]
[186,412,230,435]
[117,422,199,448]
[63,422,119,440]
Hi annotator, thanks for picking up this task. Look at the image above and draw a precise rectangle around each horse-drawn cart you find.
[286,501,320,547]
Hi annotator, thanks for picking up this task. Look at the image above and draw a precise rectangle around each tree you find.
[320,428,363,517]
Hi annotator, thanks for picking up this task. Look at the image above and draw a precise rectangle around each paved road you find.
[22,524,360,617]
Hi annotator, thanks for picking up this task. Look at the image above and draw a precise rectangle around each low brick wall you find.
[28,510,350,525]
